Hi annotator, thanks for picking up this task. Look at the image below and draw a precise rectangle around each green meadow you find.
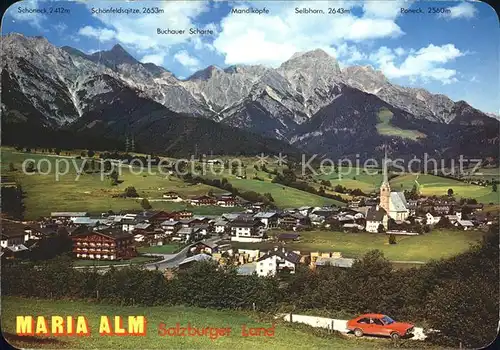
[376,108,426,141]
[1,149,238,219]
[231,229,483,262]
[1,297,410,349]
[2,147,497,221]
[392,174,499,203]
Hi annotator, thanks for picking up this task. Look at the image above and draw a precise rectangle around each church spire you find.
[382,145,389,184]
[379,145,391,213]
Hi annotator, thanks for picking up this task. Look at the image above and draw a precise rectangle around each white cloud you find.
[8,0,45,29]
[394,47,406,56]
[369,44,464,84]
[363,0,414,19]
[213,1,404,66]
[78,26,116,41]
[79,1,210,51]
[53,23,67,34]
[440,2,478,19]
[174,50,201,70]
[141,53,166,66]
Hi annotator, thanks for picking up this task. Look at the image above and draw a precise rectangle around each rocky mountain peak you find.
[281,49,341,74]
[90,44,139,67]
[187,65,223,81]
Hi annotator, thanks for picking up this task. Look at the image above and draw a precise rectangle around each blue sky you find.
[3,0,499,114]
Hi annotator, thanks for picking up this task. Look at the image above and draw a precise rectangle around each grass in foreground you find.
[1,297,406,349]
[232,229,483,262]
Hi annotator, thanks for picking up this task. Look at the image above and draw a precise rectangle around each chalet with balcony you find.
[72,229,136,260]
[229,219,266,242]
[256,248,301,277]
[190,195,216,206]
[254,212,280,229]
[279,213,311,230]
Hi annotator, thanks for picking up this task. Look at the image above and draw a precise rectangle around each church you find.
[379,158,410,221]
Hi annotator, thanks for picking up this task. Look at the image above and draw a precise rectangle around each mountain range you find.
[1,33,498,159]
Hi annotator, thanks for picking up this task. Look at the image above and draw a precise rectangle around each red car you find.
[346,314,414,340]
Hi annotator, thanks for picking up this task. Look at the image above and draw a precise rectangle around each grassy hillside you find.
[231,229,483,262]
[376,108,426,140]
[315,168,384,194]
[203,165,345,208]
[392,174,499,203]
[2,297,397,349]
[1,149,230,219]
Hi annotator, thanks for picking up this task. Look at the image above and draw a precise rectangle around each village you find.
[2,170,496,277]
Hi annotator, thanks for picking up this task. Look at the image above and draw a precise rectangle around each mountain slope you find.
[1,33,498,159]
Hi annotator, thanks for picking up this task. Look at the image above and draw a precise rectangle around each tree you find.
[263,192,274,203]
[109,170,119,185]
[388,234,396,244]
[103,160,112,172]
[447,188,454,197]
[124,186,139,198]
[80,151,87,157]
[88,150,95,158]
[493,183,497,192]
[141,198,152,210]
[377,224,385,233]
[25,161,36,173]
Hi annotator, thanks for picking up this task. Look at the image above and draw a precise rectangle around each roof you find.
[134,222,152,230]
[5,244,29,252]
[1,220,28,238]
[366,206,387,221]
[458,220,474,227]
[282,212,306,219]
[257,250,301,264]
[51,212,88,217]
[191,241,218,249]
[229,220,263,228]
[298,206,312,210]
[179,253,212,266]
[254,212,279,219]
[74,229,133,240]
[71,217,101,225]
[221,213,243,220]
[160,220,180,226]
[389,192,408,212]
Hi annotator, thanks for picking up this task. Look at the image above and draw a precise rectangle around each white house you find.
[162,192,184,202]
[456,220,474,230]
[426,212,441,225]
[256,248,301,277]
[365,206,388,233]
[214,220,228,234]
[229,220,266,243]
[253,212,280,229]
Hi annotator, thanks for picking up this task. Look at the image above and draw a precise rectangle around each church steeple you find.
[379,145,391,212]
